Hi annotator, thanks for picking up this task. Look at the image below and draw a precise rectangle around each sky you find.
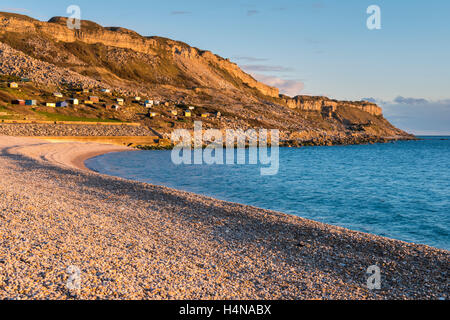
[1,0,449,135]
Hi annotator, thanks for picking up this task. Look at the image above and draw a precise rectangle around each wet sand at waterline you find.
[0,136,448,299]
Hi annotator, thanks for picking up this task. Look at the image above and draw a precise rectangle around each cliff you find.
[281,95,383,116]
[0,12,412,143]
[0,13,279,98]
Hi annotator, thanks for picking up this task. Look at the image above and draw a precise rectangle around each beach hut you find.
[25,100,37,106]
[171,110,178,116]
[105,104,120,110]
[89,96,99,103]
[8,82,18,88]
[53,92,63,98]
[104,104,119,110]
[134,97,141,102]
[68,98,79,105]
[201,113,210,118]
[46,102,56,107]
[56,101,68,108]
[116,98,124,106]
[184,110,192,117]
[188,106,195,110]
[12,99,25,105]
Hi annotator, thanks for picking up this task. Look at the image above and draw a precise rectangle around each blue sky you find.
[1,0,449,134]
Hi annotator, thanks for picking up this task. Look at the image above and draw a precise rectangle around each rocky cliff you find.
[280,95,383,116]
[0,13,279,98]
[0,12,413,143]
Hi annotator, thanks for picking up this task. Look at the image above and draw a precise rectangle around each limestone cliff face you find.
[338,101,382,116]
[0,13,279,98]
[0,11,405,140]
[0,12,384,116]
[281,95,383,116]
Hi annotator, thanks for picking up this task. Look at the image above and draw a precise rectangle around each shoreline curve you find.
[0,135,448,300]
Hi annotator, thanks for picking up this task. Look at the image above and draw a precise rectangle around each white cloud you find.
[393,96,429,105]
[251,74,304,97]
[0,7,31,14]
[241,65,294,72]
[380,98,450,135]
[232,56,268,62]
[170,11,191,15]
[247,10,260,16]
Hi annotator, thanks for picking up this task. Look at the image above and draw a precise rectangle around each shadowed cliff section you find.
[0,11,413,143]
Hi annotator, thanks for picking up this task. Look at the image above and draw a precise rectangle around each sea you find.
[86,136,450,250]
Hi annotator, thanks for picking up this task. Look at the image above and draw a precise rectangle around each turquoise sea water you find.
[86,137,450,250]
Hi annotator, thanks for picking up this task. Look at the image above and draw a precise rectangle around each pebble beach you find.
[0,136,448,300]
